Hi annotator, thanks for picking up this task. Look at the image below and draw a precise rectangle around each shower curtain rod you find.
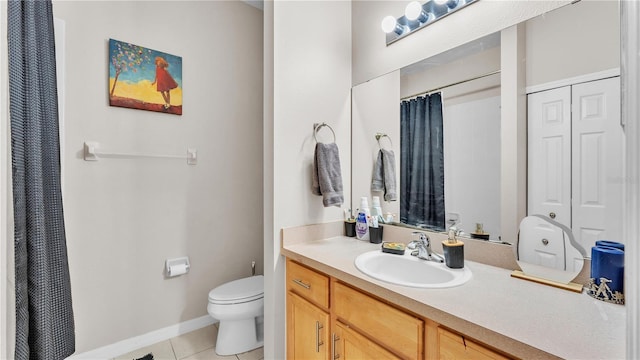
[400,69,501,101]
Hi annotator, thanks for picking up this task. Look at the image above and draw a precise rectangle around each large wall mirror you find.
[352,0,621,265]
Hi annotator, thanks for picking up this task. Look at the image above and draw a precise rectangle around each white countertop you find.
[282,235,626,360]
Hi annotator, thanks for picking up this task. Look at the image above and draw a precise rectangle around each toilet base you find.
[215,316,264,356]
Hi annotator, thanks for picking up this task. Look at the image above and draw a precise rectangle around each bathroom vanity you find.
[281,223,626,359]
[286,258,508,360]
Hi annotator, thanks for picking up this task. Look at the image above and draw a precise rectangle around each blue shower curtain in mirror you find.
[400,93,445,230]
[8,0,75,359]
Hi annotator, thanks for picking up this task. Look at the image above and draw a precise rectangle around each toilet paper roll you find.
[168,263,188,277]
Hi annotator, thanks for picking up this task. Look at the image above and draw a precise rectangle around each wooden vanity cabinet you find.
[285,258,511,360]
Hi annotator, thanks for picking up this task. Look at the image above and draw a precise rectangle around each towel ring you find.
[314,123,336,143]
[375,133,393,149]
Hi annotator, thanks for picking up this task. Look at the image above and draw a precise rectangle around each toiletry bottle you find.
[371,196,384,222]
[355,197,370,240]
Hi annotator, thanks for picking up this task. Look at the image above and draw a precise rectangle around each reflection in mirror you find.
[399,33,501,238]
[515,215,587,285]
[525,0,621,255]
[399,93,445,231]
[351,1,622,261]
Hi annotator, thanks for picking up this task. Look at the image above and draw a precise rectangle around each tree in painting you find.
[109,41,151,97]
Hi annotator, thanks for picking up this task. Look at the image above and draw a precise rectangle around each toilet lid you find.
[208,275,264,303]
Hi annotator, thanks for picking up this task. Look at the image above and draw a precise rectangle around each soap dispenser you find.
[442,227,464,268]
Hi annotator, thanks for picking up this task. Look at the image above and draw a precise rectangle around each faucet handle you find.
[411,231,428,242]
[407,240,421,250]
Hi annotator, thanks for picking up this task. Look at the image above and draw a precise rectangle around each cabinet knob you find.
[549,212,556,219]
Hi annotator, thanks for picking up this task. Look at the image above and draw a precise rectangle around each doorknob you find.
[549,212,556,219]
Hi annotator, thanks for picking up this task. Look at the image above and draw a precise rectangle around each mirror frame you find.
[621,1,640,357]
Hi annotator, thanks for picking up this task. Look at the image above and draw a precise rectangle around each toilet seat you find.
[209,275,264,305]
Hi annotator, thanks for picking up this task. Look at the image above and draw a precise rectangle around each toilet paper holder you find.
[166,256,191,277]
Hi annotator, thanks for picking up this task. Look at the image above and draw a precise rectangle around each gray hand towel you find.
[312,142,344,207]
[371,150,385,192]
[371,149,397,201]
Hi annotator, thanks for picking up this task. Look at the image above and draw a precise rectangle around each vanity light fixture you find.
[382,0,477,46]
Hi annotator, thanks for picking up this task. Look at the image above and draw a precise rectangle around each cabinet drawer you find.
[333,281,423,359]
[286,259,329,309]
[438,327,510,360]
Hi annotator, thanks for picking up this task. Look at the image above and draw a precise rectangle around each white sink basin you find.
[354,250,472,288]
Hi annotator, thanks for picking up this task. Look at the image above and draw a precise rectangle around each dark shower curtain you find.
[400,93,445,230]
[8,0,75,359]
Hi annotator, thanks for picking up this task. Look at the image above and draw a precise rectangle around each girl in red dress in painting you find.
[151,56,178,110]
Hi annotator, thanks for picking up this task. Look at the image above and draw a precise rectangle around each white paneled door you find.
[528,86,572,229]
[528,77,623,252]
[571,77,623,251]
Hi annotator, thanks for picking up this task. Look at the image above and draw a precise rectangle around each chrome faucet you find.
[407,231,444,263]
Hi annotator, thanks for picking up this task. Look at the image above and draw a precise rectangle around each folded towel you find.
[371,149,397,202]
[312,142,344,207]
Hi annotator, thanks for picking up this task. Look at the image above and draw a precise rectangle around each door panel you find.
[287,292,330,360]
[571,77,623,250]
[528,86,572,227]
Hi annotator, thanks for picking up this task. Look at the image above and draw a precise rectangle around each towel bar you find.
[313,123,336,143]
[83,141,197,165]
[375,133,393,149]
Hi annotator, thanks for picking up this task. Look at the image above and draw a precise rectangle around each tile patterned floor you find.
[113,324,264,360]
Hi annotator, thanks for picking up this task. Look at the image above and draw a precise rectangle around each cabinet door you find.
[287,292,330,360]
[438,328,509,360]
[333,321,400,360]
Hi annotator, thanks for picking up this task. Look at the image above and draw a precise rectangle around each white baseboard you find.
[68,315,216,360]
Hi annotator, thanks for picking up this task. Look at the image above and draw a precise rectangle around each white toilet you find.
[207,275,264,355]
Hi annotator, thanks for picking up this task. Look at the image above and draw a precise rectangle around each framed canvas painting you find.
[108,39,183,115]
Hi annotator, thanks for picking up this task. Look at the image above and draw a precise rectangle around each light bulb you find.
[405,1,423,21]
[434,0,459,9]
[381,15,398,34]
